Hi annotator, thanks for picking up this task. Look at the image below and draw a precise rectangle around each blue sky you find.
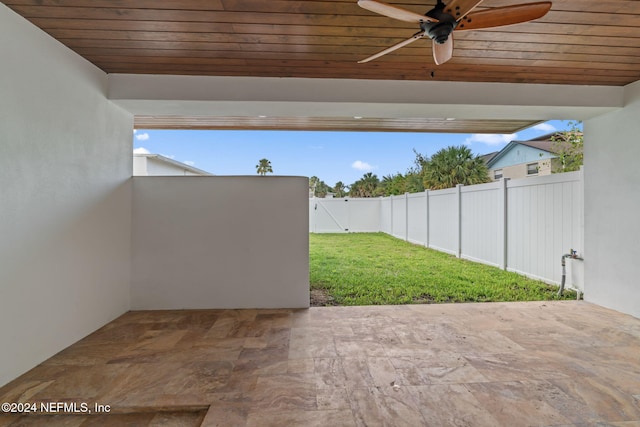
[133,120,573,186]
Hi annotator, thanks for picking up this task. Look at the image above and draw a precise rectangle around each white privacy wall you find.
[0,5,132,386]
[391,196,407,240]
[349,198,381,232]
[427,188,459,255]
[309,198,380,233]
[380,198,392,234]
[407,193,428,246]
[461,182,503,267]
[311,198,349,233]
[584,80,640,318]
[132,176,310,309]
[506,172,583,283]
[311,171,583,286]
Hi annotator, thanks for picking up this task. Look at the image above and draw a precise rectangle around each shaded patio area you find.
[1,301,639,426]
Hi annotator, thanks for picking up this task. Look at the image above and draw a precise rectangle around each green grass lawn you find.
[310,232,576,306]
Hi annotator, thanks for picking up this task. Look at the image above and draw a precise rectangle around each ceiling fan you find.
[357,0,552,65]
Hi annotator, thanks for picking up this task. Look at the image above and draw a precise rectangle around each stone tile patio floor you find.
[1,301,639,426]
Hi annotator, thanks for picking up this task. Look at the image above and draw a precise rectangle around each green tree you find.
[551,122,583,172]
[316,181,330,198]
[333,181,348,198]
[349,181,363,197]
[404,149,429,193]
[309,176,330,197]
[404,171,425,193]
[412,148,430,174]
[309,176,320,196]
[349,172,380,197]
[256,158,273,176]
[422,145,490,190]
[379,173,406,196]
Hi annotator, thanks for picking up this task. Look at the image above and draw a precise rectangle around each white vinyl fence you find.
[310,169,583,285]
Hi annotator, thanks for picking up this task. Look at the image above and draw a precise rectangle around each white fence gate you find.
[310,169,584,285]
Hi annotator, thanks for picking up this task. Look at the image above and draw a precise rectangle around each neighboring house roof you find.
[134,153,213,176]
[479,151,499,165]
[514,133,558,152]
[486,133,559,170]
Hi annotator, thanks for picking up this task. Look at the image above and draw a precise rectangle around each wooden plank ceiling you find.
[5,0,639,132]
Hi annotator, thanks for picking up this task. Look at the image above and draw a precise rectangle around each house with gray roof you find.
[485,134,561,181]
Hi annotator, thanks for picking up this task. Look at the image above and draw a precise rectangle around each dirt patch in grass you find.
[411,294,437,304]
[310,289,338,307]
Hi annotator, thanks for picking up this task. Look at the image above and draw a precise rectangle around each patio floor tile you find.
[0,301,639,426]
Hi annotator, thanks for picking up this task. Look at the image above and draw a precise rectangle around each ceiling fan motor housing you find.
[421,20,456,44]
[422,2,457,44]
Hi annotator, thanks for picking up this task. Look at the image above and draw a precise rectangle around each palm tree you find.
[309,176,331,197]
[309,176,320,196]
[333,181,348,198]
[404,171,425,193]
[380,173,406,196]
[256,158,273,176]
[349,173,380,197]
[423,145,490,190]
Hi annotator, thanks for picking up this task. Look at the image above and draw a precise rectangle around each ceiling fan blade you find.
[455,2,552,31]
[358,31,427,63]
[442,0,484,20]
[357,0,436,23]
[433,36,454,65]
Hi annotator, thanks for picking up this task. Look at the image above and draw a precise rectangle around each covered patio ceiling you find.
[7,0,639,133]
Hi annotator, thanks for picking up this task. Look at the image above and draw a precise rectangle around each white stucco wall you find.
[0,5,133,386]
[131,176,310,309]
[133,155,149,175]
[583,80,640,318]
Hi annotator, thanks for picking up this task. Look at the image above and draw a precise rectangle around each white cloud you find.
[533,122,556,132]
[352,160,374,171]
[135,132,150,141]
[160,153,175,159]
[464,133,517,146]
[184,161,195,166]
[133,147,150,154]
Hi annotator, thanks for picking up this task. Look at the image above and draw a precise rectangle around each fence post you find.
[311,197,316,233]
[579,166,584,255]
[498,178,509,270]
[404,192,409,241]
[345,197,350,232]
[390,195,394,237]
[379,196,383,233]
[425,189,429,248]
[456,184,462,258]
